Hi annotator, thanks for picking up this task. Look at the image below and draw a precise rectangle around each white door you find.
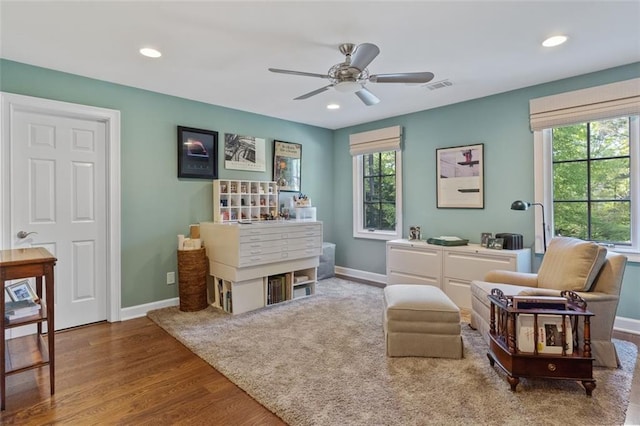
[1,93,121,331]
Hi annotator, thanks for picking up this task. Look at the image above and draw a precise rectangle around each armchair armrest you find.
[484,270,539,288]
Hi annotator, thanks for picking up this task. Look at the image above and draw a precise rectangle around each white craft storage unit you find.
[386,239,531,309]
[200,220,323,314]
[213,179,278,222]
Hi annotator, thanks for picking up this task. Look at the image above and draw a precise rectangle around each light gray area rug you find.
[147,278,637,426]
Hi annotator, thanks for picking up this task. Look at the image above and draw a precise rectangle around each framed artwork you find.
[436,143,484,209]
[273,140,302,192]
[177,126,218,179]
[224,133,267,172]
[6,280,39,302]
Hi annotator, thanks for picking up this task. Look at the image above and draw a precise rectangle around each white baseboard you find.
[120,297,179,321]
[334,266,387,285]
[614,316,640,335]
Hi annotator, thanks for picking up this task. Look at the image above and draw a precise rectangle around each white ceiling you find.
[1,1,639,130]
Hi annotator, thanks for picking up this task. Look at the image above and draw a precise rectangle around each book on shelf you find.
[268,275,287,305]
[512,295,567,310]
[293,285,313,299]
[5,299,41,320]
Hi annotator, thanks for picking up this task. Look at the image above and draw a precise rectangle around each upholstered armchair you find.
[470,237,627,368]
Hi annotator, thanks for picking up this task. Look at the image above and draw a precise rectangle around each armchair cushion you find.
[537,237,607,292]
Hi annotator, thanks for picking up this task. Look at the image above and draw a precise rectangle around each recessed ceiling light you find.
[327,103,340,110]
[139,47,162,58]
[542,35,568,48]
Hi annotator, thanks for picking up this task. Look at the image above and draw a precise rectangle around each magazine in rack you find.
[517,314,573,354]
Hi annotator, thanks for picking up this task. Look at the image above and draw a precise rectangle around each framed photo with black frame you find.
[436,143,484,209]
[177,126,218,179]
[273,140,302,192]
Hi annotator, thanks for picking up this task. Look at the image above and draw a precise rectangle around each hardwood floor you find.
[1,318,638,425]
[0,318,285,425]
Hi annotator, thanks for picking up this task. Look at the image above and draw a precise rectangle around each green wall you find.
[0,59,334,308]
[332,62,640,320]
[1,59,639,320]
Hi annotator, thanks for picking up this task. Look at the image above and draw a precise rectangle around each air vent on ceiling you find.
[425,79,453,91]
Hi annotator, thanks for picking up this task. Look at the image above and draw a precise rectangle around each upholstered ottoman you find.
[383,284,463,358]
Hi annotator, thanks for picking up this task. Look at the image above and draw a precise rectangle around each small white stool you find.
[383,284,463,358]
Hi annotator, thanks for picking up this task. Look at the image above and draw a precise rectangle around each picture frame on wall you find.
[177,126,218,179]
[273,140,302,192]
[224,133,267,172]
[436,143,484,209]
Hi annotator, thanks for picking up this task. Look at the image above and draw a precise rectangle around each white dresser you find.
[200,221,323,314]
[386,239,531,309]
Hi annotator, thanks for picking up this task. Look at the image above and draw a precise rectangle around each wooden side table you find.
[0,247,57,410]
[487,288,596,396]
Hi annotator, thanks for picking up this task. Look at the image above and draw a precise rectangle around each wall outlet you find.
[167,272,175,285]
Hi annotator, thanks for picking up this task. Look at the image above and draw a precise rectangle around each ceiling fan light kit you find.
[269,42,434,106]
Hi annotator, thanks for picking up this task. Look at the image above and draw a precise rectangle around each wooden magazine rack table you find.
[487,288,596,396]
[0,247,56,410]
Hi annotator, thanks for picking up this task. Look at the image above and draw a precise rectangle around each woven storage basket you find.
[177,247,208,312]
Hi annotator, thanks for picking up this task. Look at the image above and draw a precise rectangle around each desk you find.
[0,247,56,410]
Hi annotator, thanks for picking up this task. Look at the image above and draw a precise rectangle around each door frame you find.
[0,92,121,323]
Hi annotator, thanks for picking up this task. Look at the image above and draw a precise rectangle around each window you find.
[531,78,640,256]
[350,126,403,240]
[551,117,636,246]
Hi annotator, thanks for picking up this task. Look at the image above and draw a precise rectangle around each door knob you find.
[17,231,38,239]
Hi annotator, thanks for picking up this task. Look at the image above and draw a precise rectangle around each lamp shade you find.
[510,200,530,211]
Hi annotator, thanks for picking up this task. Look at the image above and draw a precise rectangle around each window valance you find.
[349,125,402,156]
[529,78,640,131]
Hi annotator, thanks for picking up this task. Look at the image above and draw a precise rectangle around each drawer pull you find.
[547,363,557,372]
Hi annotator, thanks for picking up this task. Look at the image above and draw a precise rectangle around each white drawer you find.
[239,226,321,243]
[444,251,516,281]
[238,246,321,267]
[387,244,442,277]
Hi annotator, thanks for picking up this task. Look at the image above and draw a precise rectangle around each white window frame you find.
[352,150,403,240]
[534,116,640,261]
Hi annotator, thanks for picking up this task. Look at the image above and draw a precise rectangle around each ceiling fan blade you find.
[369,72,435,84]
[268,68,329,79]
[349,43,380,71]
[294,85,333,100]
[355,87,380,106]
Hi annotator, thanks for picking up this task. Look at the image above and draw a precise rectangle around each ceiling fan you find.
[268,43,435,106]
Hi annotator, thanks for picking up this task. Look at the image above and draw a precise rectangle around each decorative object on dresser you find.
[436,143,484,209]
[147,278,637,426]
[292,193,316,221]
[224,133,266,172]
[273,140,301,192]
[200,220,323,314]
[494,232,523,250]
[470,236,627,368]
[408,226,421,240]
[213,179,278,222]
[177,126,218,180]
[486,237,503,249]
[386,239,530,309]
[480,232,492,247]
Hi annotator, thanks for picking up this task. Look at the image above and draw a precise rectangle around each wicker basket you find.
[177,247,208,312]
